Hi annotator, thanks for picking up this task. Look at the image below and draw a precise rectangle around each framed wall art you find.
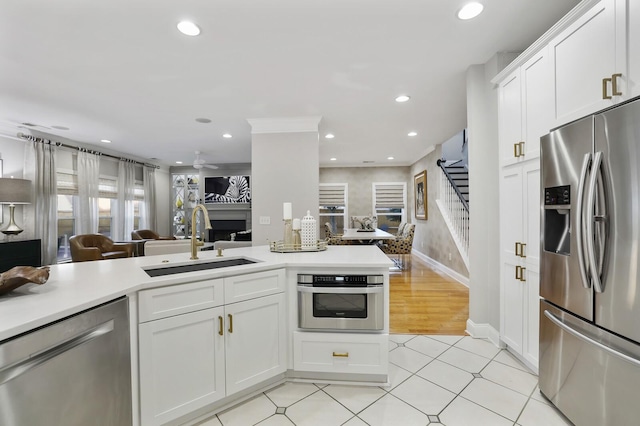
[414,170,427,220]
[204,175,251,204]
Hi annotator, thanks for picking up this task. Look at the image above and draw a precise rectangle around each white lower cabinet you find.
[138,270,287,426]
[225,293,287,395]
[293,331,388,375]
[139,306,226,426]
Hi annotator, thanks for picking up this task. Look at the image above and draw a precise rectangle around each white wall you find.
[466,53,518,333]
[251,130,319,245]
[0,135,27,227]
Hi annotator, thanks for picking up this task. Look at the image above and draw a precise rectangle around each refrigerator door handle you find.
[576,152,592,289]
[586,151,605,293]
[544,310,640,368]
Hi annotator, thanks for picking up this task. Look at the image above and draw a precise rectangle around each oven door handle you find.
[296,286,383,294]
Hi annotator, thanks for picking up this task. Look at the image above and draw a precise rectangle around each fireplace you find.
[208,219,246,241]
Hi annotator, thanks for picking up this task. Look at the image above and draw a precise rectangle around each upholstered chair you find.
[380,223,415,269]
[131,229,176,240]
[69,234,135,262]
[324,222,349,245]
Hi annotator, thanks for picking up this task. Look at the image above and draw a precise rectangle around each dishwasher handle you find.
[0,320,114,386]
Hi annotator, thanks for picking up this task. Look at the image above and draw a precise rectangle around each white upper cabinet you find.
[522,48,553,159]
[550,0,624,125]
[498,70,523,167]
[628,0,640,98]
[499,48,552,166]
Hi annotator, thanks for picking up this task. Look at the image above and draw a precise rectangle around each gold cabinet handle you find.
[519,141,525,157]
[218,316,223,336]
[519,267,527,282]
[602,77,612,99]
[515,242,521,257]
[515,265,521,280]
[332,352,349,358]
[228,314,233,333]
[612,73,622,96]
[520,243,526,258]
[513,143,519,158]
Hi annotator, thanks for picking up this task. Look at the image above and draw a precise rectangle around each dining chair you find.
[379,223,415,270]
[324,222,349,245]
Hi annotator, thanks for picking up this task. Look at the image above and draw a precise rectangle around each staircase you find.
[444,165,469,205]
[436,159,470,269]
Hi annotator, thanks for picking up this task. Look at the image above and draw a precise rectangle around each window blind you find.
[374,183,405,208]
[319,184,347,207]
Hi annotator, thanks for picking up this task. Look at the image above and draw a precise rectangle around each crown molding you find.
[247,116,322,134]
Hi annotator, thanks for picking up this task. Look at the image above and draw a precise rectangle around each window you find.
[372,182,406,233]
[319,183,348,238]
[56,168,144,262]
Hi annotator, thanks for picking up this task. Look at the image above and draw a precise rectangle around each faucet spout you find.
[191,204,213,260]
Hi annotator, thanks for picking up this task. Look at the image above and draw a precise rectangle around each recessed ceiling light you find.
[408,131,418,137]
[395,95,410,103]
[325,133,335,139]
[100,139,111,144]
[458,2,484,20]
[176,161,183,164]
[222,133,232,138]
[387,156,395,160]
[195,118,211,123]
[330,157,337,161]
[177,21,200,36]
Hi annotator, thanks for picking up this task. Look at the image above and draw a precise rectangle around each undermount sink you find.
[144,258,257,277]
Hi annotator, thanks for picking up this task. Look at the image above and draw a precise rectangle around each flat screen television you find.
[204,176,251,204]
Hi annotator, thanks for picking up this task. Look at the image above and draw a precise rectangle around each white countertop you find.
[0,245,392,341]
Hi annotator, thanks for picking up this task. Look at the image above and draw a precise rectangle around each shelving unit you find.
[171,173,200,238]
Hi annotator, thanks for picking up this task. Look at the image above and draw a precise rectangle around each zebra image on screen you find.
[204,176,251,203]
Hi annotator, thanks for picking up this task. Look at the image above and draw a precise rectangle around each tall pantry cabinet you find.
[497,47,552,371]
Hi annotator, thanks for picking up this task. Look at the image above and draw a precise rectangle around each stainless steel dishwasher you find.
[0,297,132,426]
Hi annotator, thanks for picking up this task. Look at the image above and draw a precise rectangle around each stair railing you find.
[436,159,470,269]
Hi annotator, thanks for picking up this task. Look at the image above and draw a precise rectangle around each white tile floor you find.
[197,335,573,426]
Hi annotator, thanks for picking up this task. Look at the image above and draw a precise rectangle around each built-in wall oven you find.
[297,274,384,331]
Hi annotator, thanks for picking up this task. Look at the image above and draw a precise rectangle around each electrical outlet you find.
[259,216,270,225]
[448,252,452,261]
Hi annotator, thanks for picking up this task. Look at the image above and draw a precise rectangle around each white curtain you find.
[76,150,100,234]
[142,166,156,230]
[113,160,136,241]
[23,138,58,265]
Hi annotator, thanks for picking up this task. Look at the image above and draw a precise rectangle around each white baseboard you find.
[465,319,503,348]
[411,250,469,288]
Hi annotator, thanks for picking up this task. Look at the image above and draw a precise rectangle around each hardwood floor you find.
[389,254,469,335]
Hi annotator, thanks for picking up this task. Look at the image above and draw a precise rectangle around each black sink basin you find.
[144,258,257,277]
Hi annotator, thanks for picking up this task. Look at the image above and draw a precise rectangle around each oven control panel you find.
[297,274,383,286]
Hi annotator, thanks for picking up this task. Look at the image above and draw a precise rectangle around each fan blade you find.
[203,164,219,169]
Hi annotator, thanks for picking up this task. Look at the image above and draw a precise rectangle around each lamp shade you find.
[0,178,32,204]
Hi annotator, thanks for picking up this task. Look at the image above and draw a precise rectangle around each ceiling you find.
[0,0,580,168]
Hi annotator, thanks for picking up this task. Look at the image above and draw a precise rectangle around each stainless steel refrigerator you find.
[540,97,640,426]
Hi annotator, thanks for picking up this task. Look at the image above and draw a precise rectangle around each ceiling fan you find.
[192,151,219,170]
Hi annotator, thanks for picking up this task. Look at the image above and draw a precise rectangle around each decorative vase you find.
[301,210,317,249]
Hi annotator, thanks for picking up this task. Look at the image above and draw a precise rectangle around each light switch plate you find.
[259,216,270,225]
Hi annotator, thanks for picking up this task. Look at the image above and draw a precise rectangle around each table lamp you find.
[0,178,32,236]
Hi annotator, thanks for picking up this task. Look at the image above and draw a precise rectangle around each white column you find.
[247,117,321,245]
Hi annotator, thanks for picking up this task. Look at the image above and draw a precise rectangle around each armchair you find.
[69,234,135,262]
[131,229,176,240]
[379,223,415,270]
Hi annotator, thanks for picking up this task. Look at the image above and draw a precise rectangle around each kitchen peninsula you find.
[0,244,392,426]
